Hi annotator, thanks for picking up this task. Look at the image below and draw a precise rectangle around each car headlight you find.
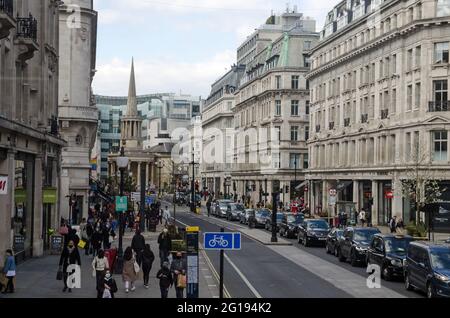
[435,273,450,282]
[355,246,367,252]
[391,259,403,267]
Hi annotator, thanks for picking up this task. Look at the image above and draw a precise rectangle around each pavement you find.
[0,223,219,299]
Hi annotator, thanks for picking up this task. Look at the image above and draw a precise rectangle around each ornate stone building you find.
[58,0,98,224]
[0,0,66,263]
[307,0,450,231]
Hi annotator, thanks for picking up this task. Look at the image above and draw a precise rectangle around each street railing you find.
[429,101,449,112]
[16,13,37,41]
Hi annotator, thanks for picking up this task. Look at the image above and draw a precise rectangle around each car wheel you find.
[350,250,358,267]
[338,248,346,262]
[404,273,413,291]
[382,266,392,281]
[427,282,435,299]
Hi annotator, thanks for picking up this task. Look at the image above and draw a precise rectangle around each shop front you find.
[378,181,393,226]
[42,187,57,250]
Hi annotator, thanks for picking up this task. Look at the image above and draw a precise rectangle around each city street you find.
[170,203,425,298]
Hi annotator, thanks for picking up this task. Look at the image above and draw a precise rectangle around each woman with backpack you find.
[142,244,155,289]
[92,249,109,298]
[157,261,173,298]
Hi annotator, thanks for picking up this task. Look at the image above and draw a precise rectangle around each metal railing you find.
[0,0,13,17]
[16,14,37,41]
[50,116,58,136]
[328,122,335,130]
[315,125,321,133]
[381,109,389,119]
[429,101,449,112]
[361,114,368,123]
[344,118,350,127]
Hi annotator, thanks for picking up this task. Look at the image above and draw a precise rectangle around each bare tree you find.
[399,145,445,226]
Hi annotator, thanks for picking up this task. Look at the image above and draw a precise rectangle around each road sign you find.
[186,228,199,299]
[329,189,337,196]
[131,192,140,202]
[145,196,154,205]
[115,196,128,212]
[0,176,8,195]
[204,232,241,250]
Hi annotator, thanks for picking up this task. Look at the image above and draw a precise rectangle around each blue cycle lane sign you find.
[204,232,241,250]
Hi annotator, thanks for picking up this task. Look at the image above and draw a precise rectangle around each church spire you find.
[126,58,138,116]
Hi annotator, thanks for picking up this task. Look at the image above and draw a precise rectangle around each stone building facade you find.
[307,0,450,231]
[0,0,66,264]
[58,0,98,224]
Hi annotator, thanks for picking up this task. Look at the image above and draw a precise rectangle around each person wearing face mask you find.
[101,270,118,298]
[157,228,172,267]
[170,252,187,299]
[156,261,173,299]
[58,240,81,293]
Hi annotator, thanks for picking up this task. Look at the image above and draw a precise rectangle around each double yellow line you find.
[200,248,232,298]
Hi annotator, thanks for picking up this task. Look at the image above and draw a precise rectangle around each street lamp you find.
[156,160,164,199]
[294,159,298,200]
[115,147,129,274]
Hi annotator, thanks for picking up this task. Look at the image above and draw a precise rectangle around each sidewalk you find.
[0,224,219,299]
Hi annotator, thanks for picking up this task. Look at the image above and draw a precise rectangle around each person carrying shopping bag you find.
[92,249,109,298]
[122,247,138,293]
[100,270,118,298]
[170,252,187,299]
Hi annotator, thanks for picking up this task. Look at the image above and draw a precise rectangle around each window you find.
[415,82,421,109]
[379,59,384,79]
[303,154,309,169]
[290,154,301,169]
[437,0,450,17]
[392,54,397,74]
[415,46,421,68]
[433,131,448,162]
[407,49,413,71]
[272,153,281,169]
[306,101,310,115]
[405,132,411,161]
[275,100,281,116]
[407,85,413,111]
[305,126,309,141]
[276,76,282,89]
[433,80,448,109]
[304,41,312,50]
[392,89,397,113]
[291,100,299,116]
[291,75,299,89]
[275,126,281,141]
[435,42,449,64]
[291,126,299,141]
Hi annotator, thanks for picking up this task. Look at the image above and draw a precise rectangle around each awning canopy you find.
[295,181,308,191]
[336,181,353,192]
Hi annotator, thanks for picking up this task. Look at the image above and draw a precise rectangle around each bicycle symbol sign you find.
[204,232,241,250]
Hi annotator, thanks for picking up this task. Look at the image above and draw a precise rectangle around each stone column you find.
[137,162,141,188]
[353,180,360,212]
[372,180,379,226]
[33,155,44,257]
[145,162,149,186]
[392,175,403,219]
[322,180,328,215]
[0,150,15,265]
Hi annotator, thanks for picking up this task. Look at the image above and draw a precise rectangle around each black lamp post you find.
[115,146,129,274]
[157,160,164,199]
[294,159,298,199]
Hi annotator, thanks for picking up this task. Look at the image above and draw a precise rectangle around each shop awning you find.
[295,181,308,191]
[336,181,353,192]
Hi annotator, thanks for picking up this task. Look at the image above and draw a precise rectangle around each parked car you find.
[254,209,270,228]
[265,212,284,232]
[279,213,305,239]
[240,209,256,224]
[297,219,331,247]
[326,228,344,256]
[214,200,232,218]
[404,242,450,298]
[226,203,245,221]
[367,234,414,281]
[338,227,381,266]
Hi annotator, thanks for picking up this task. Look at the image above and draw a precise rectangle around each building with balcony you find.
[58,0,98,224]
[232,10,318,207]
[0,0,66,264]
[201,65,245,198]
[307,0,450,231]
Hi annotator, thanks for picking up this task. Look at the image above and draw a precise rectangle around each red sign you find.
[0,176,7,195]
[385,191,394,199]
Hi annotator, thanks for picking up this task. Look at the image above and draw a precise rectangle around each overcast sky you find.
[92,0,336,98]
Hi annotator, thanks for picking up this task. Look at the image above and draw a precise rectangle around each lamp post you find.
[115,147,129,274]
[157,160,164,199]
[294,159,298,200]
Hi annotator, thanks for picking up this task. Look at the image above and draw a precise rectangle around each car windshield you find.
[256,210,270,217]
[219,203,228,208]
[384,237,413,254]
[287,215,304,224]
[354,229,380,242]
[231,204,244,211]
[307,221,329,230]
[430,249,450,270]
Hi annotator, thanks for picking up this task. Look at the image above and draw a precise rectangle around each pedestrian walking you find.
[157,228,172,267]
[131,229,146,267]
[1,249,16,294]
[206,198,212,217]
[92,249,109,298]
[358,209,366,227]
[163,206,171,226]
[91,223,103,257]
[142,244,155,289]
[171,252,187,299]
[101,270,118,299]
[122,247,138,293]
[157,262,173,299]
[58,240,81,293]
[396,217,405,234]
[80,218,91,256]
[389,216,397,234]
